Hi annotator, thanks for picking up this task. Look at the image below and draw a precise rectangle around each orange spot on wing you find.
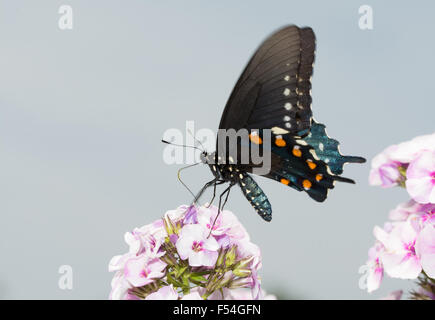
[249,134,262,145]
[292,146,302,157]
[280,178,290,185]
[307,160,317,170]
[316,174,323,181]
[302,179,312,189]
[275,138,286,147]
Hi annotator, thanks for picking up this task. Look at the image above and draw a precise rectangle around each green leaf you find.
[174,266,188,278]
[190,274,207,282]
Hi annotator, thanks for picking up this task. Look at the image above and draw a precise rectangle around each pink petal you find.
[182,292,203,300]
[407,151,435,179]
[202,236,219,251]
[416,225,435,278]
[145,285,178,300]
[382,252,421,279]
[380,290,403,300]
[406,177,434,203]
[175,235,194,260]
[190,250,218,267]
[367,267,383,293]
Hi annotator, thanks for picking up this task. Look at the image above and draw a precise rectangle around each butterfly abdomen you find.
[239,173,272,221]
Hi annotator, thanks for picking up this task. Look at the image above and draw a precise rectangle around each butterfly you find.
[171,25,366,222]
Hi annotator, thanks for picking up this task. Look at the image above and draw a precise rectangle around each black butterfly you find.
[171,25,366,222]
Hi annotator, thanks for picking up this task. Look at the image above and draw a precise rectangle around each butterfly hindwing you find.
[244,130,355,202]
[302,121,366,175]
[238,173,272,221]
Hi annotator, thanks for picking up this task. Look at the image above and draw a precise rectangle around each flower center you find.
[405,241,416,256]
[431,172,435,183]
[206,223,219,231]
[192,241,203,252]
[140,267,150,278]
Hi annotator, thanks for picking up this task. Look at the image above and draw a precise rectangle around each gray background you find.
[1,0,432,299]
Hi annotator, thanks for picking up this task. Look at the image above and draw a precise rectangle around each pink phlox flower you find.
[380,290,403,300]
[377,221,422,279]
[164,205,190,223]
[124,254,167,287]
[250,270,262,300]
[108,252,134,273]
[406,150,435,203]
[197,205,250,241]
[123,217,166,256]
[366,242,384,293]
[388,133,435,163]
[415,223,435,278]
[183,205,198,224]
[418,204,435,227]
[145,285,179,300]
[408,204,435,233]
[389,200,424,221]
[109,270,131,300]
[181,291,203,300]
[231,238,262,270]
[369,145,402,188]
[175,224,219,267]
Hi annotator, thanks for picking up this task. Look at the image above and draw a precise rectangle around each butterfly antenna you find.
[187,129,206,152]
[161,139,203,153]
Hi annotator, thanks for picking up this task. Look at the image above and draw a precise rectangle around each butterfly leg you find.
[207,182,234,238]
[192,179,217,206]
[205,180,226,208]
[220,183,233,212]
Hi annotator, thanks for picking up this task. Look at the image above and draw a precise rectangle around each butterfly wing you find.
[218,25,315,136]
[302,121,366,175]
[214,25,365,217]
[264,133,358,202]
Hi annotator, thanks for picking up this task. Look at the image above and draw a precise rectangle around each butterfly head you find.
[199,151,209,164]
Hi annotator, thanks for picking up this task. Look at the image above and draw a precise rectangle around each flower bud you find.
[163,215,176,235]
[160,254,176,266]
[213,251,223,269]
[233,255,254,270]
[228,276,253,289]
[232,267,251,278]
[225,246,237,267]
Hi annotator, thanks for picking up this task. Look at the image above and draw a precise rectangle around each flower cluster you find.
[365,133,435,299]
[109,205,274,300]
[369,132,435,202]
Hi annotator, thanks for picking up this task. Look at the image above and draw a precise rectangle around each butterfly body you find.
[190,25,365,221]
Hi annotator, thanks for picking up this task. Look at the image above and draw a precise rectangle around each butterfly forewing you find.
[218,25,315,137]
